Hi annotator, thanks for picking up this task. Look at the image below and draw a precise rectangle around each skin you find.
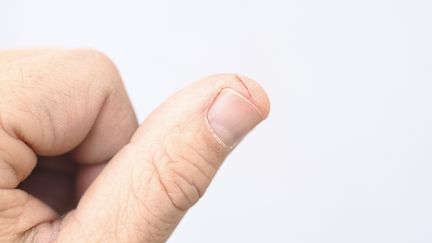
[0,49,270,243]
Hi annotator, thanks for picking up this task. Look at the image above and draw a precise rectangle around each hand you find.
[0,49,270,243]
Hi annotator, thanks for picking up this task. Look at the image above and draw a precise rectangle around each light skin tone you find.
[0,49,270,243]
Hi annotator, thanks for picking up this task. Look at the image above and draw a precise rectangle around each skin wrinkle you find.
[0,48,270,242]
[0,150,19,188]
[167,102,220,164]
[21,229,37,243]
[171,144,212,183]
[172,151,210,198]
[161,127,212,202]
[127,146,177,229]
[0,167,17,189]
[169,168,199,206]
[0,190,48,241]
[40,103,57,153]
[17,198,55,231]
[22,221,56,243]
[150,148,188,213]
[110,161,150,242]
[37,83,77,151]
[136,161,186,243]
[22,103,47,149]
[0,129,36,189]
[128,176,156,240]
[0,190,26,218]
[130,182,169,242]
[22,49,135,243]
[181,119,218,177]
[62,91,106,158]
[4,71,62,153]
[127,143,183,228]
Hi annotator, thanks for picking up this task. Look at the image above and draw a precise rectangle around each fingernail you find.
[207,89,264,147]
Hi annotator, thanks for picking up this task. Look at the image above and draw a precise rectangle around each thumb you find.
[58,74,270,243]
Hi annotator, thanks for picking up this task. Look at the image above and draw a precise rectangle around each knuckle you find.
[0,48,128,156]
[68,48,113,66]
[1,100,58,153]
[0,159,19,189]
[65,48,123,92]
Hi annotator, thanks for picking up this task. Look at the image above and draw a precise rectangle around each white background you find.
[2,1,432,242]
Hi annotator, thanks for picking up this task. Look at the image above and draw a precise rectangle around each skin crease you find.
[0,49,270,243]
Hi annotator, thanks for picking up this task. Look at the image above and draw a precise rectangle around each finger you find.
[0,48,63,65]
[0,49,137,239]
[1,48,137,160]
[57,74,270,243]
[0,49,137,187]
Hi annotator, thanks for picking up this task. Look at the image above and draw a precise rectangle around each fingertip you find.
[233,74,271,120]
[201,73,271,147]
[196,73,271,119]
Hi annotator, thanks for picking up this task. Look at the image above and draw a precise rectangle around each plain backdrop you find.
[2,1,432,242]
